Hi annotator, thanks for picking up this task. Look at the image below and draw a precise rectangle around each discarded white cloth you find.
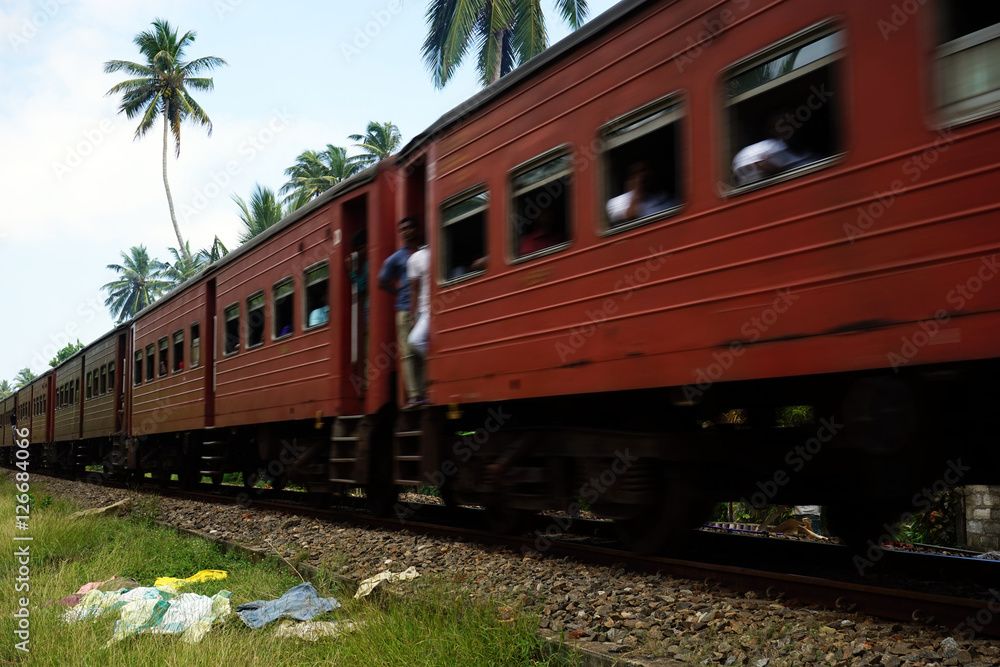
[109,590,232,645]
[354,566,420,599]
[274,619,360,641]
[63,586,175,622]
[236,582,341,629]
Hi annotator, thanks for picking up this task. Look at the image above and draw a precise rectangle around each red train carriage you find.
[376,0,1000,548]
[122,166,401,497]
[0,393,16,467]
[50,348,83,469]
[16,373,53,469]
[128,271,213,481]
[6,0,997,554]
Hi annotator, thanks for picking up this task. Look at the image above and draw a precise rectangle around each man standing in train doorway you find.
[378,216,424,408]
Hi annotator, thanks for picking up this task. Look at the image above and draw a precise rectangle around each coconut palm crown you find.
[422,0,589,88]
[103,18,226,262]
[348,122,402,170]
[101,246,172,323]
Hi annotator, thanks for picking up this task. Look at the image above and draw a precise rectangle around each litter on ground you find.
[354,566,420,599]
[154,569,228,590]
[235,582,341,629]
[108,590,232,645]
[274,619,360,641]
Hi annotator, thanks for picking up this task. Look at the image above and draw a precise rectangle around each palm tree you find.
[234,184,286,244]
[161,242,206,288]
[0,380,12,398]
[280,150,339,203]
[101,246,172,323]
[280,144,363,204]
[348,122,402,170]
[197,236,229,264]
[13,369,35,389]
[321,144,360,182]
[104,18,227,263]
[422,0,589,88]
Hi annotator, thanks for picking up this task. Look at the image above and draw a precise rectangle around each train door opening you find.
[341,195,369,397]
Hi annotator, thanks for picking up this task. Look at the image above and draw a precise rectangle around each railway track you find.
[21,469,1000,639]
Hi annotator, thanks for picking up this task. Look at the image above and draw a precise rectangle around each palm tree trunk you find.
[488,29,505,84]
[162,116,191,262]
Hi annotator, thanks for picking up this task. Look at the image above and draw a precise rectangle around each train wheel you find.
[614,466,705,555]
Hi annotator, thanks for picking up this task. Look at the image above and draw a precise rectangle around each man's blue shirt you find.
[378,247,412,312]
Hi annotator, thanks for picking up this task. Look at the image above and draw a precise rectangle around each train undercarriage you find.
[5,359,997,556]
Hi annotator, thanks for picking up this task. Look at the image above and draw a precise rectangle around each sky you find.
[0,0,620,384]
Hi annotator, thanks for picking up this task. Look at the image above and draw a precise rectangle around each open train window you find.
[190,323,200,368]
[157,338,168,377]
[100,365,107,395]
[134,351,142,386]
[108,362,115,392]
[441,189,487,281]
[304,264,329,329]
[75,379,79,404]
[146,344,155,381]
[510,150,571,260]
[724,25,844,190]
[172,331,184,371]
[224,304,240,355]
[935,3,1000,124]
[247,292,265,348]
[92,367,99,398]
[86,372,92,400]
[602,98,683,230]
[273,280,294,339]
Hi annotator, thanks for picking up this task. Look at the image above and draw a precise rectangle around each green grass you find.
[0,477,577,666]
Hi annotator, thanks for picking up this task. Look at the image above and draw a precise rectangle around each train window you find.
[190,323,200,368]
[224,304,240,355]
[75,378,79,404]
[510,151,571,260]
[146,344,155,381]
[108,362,115,392]
[173,331,184,371]
[601,98,683,230]
[134,351,143,386]
[100,365,107,395]
[441,190,488,280]
[86,372,92,400]
[158,338,168,376]
[92,368,99,398]
[273,280,294,339]
[724,25,844,190]
[935,3,1000,124]
[304,264,329,329]
[247,293,265,348]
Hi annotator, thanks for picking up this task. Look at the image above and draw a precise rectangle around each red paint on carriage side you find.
[81,329,126,440]
[420,0,1000,405]
[214,189,353,427]
[131,282,210,437]
[53,354,83,442]
[23,373,52,444]
[1,395,15,448]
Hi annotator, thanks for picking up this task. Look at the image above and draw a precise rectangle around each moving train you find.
[4,0,1000,552]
